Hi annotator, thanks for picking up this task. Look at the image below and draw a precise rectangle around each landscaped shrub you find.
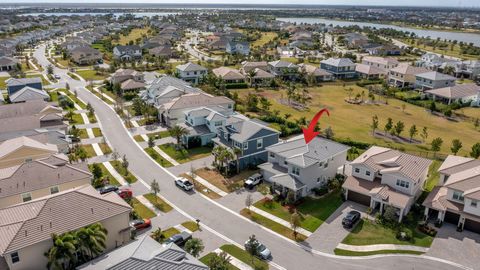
[396,226,413,241]
[418,223,437,236]
[335,138,371,149]
[225,82,248,89]
[312,187,328,196]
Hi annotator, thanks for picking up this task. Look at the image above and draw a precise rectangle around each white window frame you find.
[453,191,464,202]
[292,166,300,176]
[396,179,410,189]
[21,192,32,202]
[365,171,371,176]
[243,142,248,150]
[257,138,263,149]
[11,252,19,264]
[354,168,360,173]
[471,200,478,208]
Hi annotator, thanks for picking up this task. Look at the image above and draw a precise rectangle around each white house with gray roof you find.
[343,146,432,222]
[425,83,480,105]
[268,60,299,80]
[415,71,456,91]
[79,234,208,270]
[176,62,208,84]
[423,155,480,233]
[320,58,357,79]
[259,136,349,199]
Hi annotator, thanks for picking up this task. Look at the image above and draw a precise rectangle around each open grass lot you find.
[341,219,434,247]
[88,163,120,186]
[254,190,343,232]
[240,208,307,242]
[115,27,150,45]
[158,144,212,164]
[220,244,269,270]
[81,144,96,158]
[200,253,240,270]
[92,127,103,137]
[63,91,87,109]
[401,39,479,60]
[110,160,137,183]
[195,168,257,193]
[233,84,480,156]
[130,197,156,219]
[181,221,199,232]
[143,193,173,213]
[144,147,174,167]
[70,113,85,125]
[456,107,480,120]
[76,70,108,81]
[251,32,278,47]
[99,143,112,154]
[334,248,424,256]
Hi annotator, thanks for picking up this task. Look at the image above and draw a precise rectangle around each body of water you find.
[19,12,176,18]
[277,17,480,46]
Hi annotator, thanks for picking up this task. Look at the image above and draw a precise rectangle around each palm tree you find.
[233,147,242,174]
[212,145,225,170]
[221,149,234,176]
[75,223,107,261]
[168,125,190,147]
[45,233,78,270]
[247,69,257,86]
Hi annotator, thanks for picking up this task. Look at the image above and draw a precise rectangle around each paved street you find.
[33,43,472,270]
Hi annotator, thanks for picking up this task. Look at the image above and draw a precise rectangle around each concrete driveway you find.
[427,223,480,270]
[306,201,368,253]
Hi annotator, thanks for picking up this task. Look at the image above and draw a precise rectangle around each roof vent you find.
[91,208,94,214]
[25,230,27,237]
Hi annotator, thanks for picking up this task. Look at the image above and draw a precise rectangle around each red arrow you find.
[302,108,330,144]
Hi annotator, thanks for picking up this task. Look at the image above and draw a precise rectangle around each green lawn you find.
[144,147,174,167]
[254,190,343,232]
[143,193,173,213]
[131,198,157,219]
[88,163,120,186]
[0,76,9,89]
[200,253,240,270]
[75,70,107,81]
[92,128,103,137]
[181,221,199,232]
[252,32,278,47]
[98,143,112,155]
[70,114,85,125]
[134,135,145,142]
[63,91,87,109]
[220,244,269,270]
[49,90,59,102]
[240,209,307,242]
[158,227,180,243]
[341,219,434,248]
[81,144,96,158]
[110,160,137,183]
[424,160,441,192]
[79,129,89,139]
[135,130,172,142]
[158,144,212,164]
[115,27,150,45]
[334,248,424,256]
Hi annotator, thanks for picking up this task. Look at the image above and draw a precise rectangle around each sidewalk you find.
[153,146,180,166]
[186,172,227,197]
[250,206,312,237]
[336,243,429,253]
[102,161,128,186]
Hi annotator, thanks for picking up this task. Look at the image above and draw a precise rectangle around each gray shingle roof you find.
[9,86,49,103]
[416,71,456,81]
[321,58,355,67]
[176,62,207,72]
[227,115,279,142]
[6,77,42,87]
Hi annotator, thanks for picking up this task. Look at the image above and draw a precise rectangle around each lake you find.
[277,17,480,46]
[19,12,176,18]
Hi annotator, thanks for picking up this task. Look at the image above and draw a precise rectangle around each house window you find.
[292,166,300,176]
[323,162,328,169]
[365,171,371,176]
[11,252,19,264]
[243,142,248,150]
[215,121,222,126]
[453,191,464,202]
[396,179,410,189]
[21,193,32,202]
[317,177,321,183]
[50,186,59,194]
[471,200,477,208]
[269,153,275,158]
[228,104,232,109]
[257,138,263,149]
[354,168,360,173]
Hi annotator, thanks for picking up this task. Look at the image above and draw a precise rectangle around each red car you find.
[115,188,132,199]
[130,219,151,230]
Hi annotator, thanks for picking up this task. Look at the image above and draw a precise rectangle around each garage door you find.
[444,211,460,225]
[464,219,480,233]
[347,190,371,206]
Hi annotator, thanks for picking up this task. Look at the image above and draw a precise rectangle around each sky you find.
[1,0,479,8]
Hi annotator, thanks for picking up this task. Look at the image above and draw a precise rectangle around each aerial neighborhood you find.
[0,4,480,270]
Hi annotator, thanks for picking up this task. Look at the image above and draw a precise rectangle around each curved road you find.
[34,43,469,270]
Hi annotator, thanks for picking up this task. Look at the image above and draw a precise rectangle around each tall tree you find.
[45,233,78,270]
[431,137,443,158]
[75,223,107,261]
[244,235,260,265]
[393,121,405,137]
[290,211,301,240]
[207,251,231,270]
[450,139,463,155]
[409,124,418,142]
[370,115,379,136]
[233,147,242,174]
[420,127,429,143]
[169,125,189,146]
[384,118,393,136]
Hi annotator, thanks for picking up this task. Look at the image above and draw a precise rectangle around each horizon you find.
[1,1,479,8]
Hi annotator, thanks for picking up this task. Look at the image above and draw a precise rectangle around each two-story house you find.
[388,63,430,89]
[320,58,357,79]
[362,56,399,71]
[343,146,432,222]
[113,45,142,61]
[70,47,103,66]
[212,67,245,84]
[268,60,299,80]
[176,62,208,84]
[423,155,480,233]
[415,71,456,91]
[212,115,280,170]
[259,136,349,199]
[298,63,334,83]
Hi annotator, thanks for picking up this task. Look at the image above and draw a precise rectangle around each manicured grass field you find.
[424,160,441,192]
[240,209,307,242]
[253,190,343,232]
[88,163,120,186]
[252,32,278,47]
[92,128,103,137]
[63,91,87,109]
[76,70,107,81]
[158,144,212,164]
[334,248,424,256]
[341,219,434,248]
[143,193,173,213]
[110,160,137,183]
[181,221,200,232]
[195,168,255,193]
[200,253,240,270]
[233,84,480,156]
[220,244,269,270]
[115,27,150,45]
[71,113,85,125]
[81,144,96,157]
[134,135,145,142]
[144,147,174,167]
[401,39,479,60]
[131,198,157,219]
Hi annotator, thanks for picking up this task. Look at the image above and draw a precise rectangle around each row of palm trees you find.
[212,145,242,176]
[45,223,108,270]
